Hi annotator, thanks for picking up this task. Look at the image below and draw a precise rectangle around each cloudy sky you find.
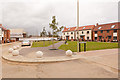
[0,0,119,35]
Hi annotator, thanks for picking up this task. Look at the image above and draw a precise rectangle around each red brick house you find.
[0,24,10,43]
[93,22,120,42]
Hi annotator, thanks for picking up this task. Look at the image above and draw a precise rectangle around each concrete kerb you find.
[2,54,82,63]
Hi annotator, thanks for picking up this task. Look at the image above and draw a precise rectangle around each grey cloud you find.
[1,0,118,35]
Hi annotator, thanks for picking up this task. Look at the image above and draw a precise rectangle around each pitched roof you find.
[62,27,76,32]
[93,22,120,31]
[77,25,95,31]
[0,24,7,30]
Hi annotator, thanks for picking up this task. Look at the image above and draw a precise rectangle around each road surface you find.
[2,42,118,78]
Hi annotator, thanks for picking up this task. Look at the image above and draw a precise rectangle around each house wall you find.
[93,29,119,42]
[10,29,24,41]
[62,31,75,40]
[75,30,92,40]
[1,30,10,43]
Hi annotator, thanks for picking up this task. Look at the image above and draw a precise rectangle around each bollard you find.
[8,48,13,53]
[13,46,17,50]
[12,50,19,56]
[66,50,72,56]
[36,51,43,58]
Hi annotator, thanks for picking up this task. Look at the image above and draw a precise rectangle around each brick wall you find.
[93,30,119,42]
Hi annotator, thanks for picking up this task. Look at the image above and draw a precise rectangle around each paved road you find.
[2,59,117,78]
[2,42,118,78]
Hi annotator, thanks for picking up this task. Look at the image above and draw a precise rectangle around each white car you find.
[21,40,31,46]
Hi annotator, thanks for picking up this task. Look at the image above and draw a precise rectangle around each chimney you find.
[96,23,99,26]
[0,24,2,26]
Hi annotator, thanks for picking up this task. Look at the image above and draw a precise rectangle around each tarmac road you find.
[1,42,118,78]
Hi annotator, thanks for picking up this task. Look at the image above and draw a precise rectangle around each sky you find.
[0,0,119,35]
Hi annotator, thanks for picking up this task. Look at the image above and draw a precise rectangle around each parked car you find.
[21,40,31,46]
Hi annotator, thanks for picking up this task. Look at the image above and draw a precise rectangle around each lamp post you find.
[77,0,79,53]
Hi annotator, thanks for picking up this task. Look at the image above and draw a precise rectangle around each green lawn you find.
[32,41,58,47]
[58,41,118,52]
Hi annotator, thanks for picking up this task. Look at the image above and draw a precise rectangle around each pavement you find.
[76,49,118,70]
[1,41,119,78]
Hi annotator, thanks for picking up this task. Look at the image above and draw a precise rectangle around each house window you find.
[99,36,102,39]
[87,31,89,34]
[98,27,102,29]
[71,37,73,39]
[82,31,84,34]
[114,29,117,33]
[67,32,69,34]
[107,30,109,33]
[103,37,104,39]
[101,30,103,33]
[87,37,89,40]
[95,31,97,34]
[113,37,117,40]
[108,36,111,39]
[71,32,73,34]
[95,37,97,40]
[64,33,65,35]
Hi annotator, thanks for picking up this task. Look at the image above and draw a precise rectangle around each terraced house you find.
[76,25,95,41]
[62,25,95,41]
[93,22,120,42]
[62,27,77,40]
[0,24,10,43]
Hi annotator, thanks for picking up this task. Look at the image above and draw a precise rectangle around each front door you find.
[66,36,69,40]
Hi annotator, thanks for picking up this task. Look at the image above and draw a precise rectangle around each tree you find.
[40,27,47,37]
[49,16,64,37]
[48,31,52,37]
[49,16,64,49]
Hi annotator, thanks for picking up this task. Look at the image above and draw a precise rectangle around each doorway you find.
[80,36,85,41]
[66,36,69,40]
